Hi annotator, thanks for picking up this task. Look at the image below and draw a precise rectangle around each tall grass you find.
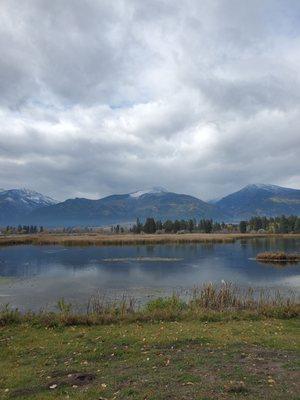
[0,232,292,247]
[1,283,298,326]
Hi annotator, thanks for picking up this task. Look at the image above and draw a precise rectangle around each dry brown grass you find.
[256,251,300,262]
[0,232,299,247]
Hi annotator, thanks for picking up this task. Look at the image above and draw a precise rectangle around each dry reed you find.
[0,232,298,247]
[256,252,300,262]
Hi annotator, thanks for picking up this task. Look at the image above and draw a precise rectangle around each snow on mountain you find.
[0,188,57,224]
[130,186,168,198]
[244,183,285,192]
[216,183,300,220]
[0,188,57,206]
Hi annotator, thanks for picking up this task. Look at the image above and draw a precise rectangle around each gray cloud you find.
[0,0,299,201]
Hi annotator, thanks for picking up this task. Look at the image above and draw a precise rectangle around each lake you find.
[0,237,299,311]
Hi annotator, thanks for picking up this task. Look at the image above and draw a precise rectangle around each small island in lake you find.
[256,251,300,263]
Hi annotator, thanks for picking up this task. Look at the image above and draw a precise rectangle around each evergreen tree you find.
[132,218,142,234]
[239,220,247,233]
[143,218,156,233]
[294,217,300,233]
[173,220,181,233]
[155,220,163,231]
[163,220,174,232]
[188,219,194,232]
[213,222,221,232]
[205,219,213,233]
[278,215,289,233]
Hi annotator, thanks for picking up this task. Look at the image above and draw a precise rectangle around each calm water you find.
[0,238,299,311]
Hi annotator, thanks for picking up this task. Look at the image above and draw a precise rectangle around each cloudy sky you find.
[0,0,300,201]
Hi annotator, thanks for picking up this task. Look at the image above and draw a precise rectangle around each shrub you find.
[146,295,186,313]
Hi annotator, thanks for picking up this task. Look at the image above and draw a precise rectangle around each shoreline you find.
[0,232,299,247]
[1,284,299,325]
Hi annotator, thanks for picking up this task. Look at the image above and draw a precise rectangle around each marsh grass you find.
[0,232,296,247]
[256,251,300,262]
[1,283,298,327]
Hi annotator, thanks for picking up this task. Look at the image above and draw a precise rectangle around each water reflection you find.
[0,238,299,311]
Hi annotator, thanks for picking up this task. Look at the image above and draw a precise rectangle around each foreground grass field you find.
[0,318,299,400]
[0,232,299,247]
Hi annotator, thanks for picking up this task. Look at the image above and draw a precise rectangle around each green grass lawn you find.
[0,318,299,399]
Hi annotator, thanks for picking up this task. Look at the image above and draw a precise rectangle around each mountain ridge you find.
[216,183,300,221]
[28,188,222,227]
[0,184,299,226]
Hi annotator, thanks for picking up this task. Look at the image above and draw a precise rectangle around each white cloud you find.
[0,0,299,200]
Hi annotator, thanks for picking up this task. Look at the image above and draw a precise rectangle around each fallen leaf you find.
[49,384,57,389]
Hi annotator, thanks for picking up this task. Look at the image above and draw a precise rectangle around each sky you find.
[0,0,300,201]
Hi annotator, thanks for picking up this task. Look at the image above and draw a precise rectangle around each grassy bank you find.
[0,232,299,247]
[1,284,299,399]
[1,283,299,327]
[0,318,299,399]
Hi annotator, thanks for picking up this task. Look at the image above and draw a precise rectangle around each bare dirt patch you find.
[10,372,96,398]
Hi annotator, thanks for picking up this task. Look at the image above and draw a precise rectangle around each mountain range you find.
[0,189,57,226]
[0,184,299,227]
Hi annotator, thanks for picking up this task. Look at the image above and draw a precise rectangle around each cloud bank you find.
[0,0,299,200]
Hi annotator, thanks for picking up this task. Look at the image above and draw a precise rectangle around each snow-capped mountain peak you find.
[244,183,284,192]
[130,186,168,198]
[0,188,58,225]
[0,188,57,206]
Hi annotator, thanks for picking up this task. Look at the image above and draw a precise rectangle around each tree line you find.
[2,215,300,234]
[240,215,300,234]
[127,215,300,234]
[3,225,44,234]
[129,217,229,234]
